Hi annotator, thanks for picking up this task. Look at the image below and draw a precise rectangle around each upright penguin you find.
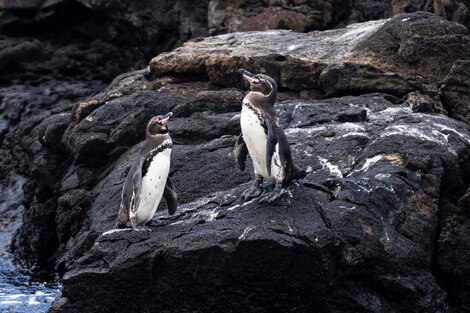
[118,112,177,228]
[235,69,306,203]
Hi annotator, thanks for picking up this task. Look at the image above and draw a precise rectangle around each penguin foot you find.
[259,190,283,203]
[241,186,262,200]
[132,226,153,232]
[259,182,283,203]
[146,219,169,227]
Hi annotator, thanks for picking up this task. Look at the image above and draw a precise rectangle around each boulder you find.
[53,94,470,313]
[151,12,470,98]
[209,0,470,33]
[2,11,470,313]
[208,0,348,34]
[440,60,470,125]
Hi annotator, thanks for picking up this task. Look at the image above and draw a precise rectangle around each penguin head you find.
[238,68,277,96]
[147,112,172,137]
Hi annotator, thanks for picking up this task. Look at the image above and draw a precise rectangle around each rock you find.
[151,12,470,97]
[53,94,470,313]
[0,0,208,85]
[0,172,26,258]
[208,0,470,34]
[0,80,104,175]
[2,10,470,313]
[74,0,210,58]
[440,60,470,125]
[62,72,245,165]
[404,91,447,114]
[208,0,347,34]
[2,1,470,86]
[0,37,43,70]
[0,81,102,273]
[0,0,66,10]
[7,66,253,273]
[437,213,470,312]
[56,134,252,272]
[0,35,140,85]
[391,0,470,26]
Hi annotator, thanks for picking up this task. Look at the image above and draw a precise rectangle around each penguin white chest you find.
[240,104,281,181]
[135,147,172,224]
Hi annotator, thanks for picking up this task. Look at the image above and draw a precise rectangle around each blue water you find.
[0,259,60,313]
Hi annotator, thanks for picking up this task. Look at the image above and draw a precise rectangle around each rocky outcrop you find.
[440,60,470,125]
[0,35,141,84]
[2,10,470,313]
[208,0,470,34]
[208,0,348,34]
[54,92,470,313]
[0,80,104,275]
[0,0,209,85]
[151,12,470,107]
[75,0,210,54]
[2,1,470,85]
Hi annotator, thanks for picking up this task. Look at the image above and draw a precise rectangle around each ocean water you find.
[0,259,60,313]
[0,172,60,313]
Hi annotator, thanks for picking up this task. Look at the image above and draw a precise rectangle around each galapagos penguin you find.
[235,69,306,203]
[118,112,177,228]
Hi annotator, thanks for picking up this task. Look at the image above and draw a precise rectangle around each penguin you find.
[118,112,177,228]
[235,69,306,203]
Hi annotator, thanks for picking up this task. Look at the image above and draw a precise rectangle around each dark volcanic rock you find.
[0,172,26,258]
[208,0,470,34]
[75,0,209,58]
[0,35,138,84]
[53,94,470,313]
[151,12,470,97]
[10,70,251,275]
[3,10,470,313]
[56,136,252,276]
[208,0,348,34]
[440,60,470,125]
[0,80,103,273]
[0,0,210,85]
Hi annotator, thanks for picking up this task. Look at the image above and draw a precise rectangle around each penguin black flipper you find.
[265,121,278,177]
[118,161,143,227]
[234,133,248,172]
[131,165,143,213]
[163,176,178,215]
[276,128,307,181]
[275,128,293,183]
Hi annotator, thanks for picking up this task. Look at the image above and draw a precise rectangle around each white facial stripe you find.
[246,91,266,98]
[265,79,273,91]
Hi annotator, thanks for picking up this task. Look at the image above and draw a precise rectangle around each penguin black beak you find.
[160,112,173,124]
[238,68,257,85]
[238,68,255,77]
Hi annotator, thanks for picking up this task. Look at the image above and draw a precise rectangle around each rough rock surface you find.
[73,0,210,58]
[1,10,469,313]
[440,60,470,125]
[0,35,140,84]
[55,93,470,313]
[208,0,470,33]
[2,1,470,85]
[0,0,209,85]
[151,12,470,101]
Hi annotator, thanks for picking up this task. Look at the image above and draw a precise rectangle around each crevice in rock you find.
[431,150,470,311]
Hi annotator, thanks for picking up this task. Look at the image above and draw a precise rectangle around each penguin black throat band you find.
[244,101,268,135]
[142,142,173,177]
